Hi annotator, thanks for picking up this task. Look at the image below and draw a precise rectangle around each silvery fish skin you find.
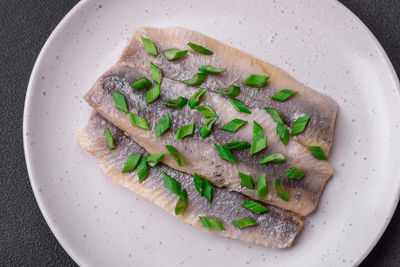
[84,64,333,216]
[77,112,304,249]
[119,27,338,155]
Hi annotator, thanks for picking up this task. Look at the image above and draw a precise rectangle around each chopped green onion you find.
[291,115,310,135]
[175,189,188,215]
[276,123,290,146]
[194,105,216,118]
[199,217,224,230]
[137,156,149,183]
[187,42,213,55]
[239,172,254,189]
[141,36,157,56]
[150,62,162,84]
[271,89,297,101]
[285,167,306,180]
[220,119,247,132]
[216,85,240,97]
[188,88,208,109]
[193,173,204,196]
[222,141,250,150]
[129,112,150,130]
[260,152,286,164]
[165,145,184,167]
[264,107,283,124]
[242,74,269,87]
[155,114,171,138]
[162,49,188,61]
[308,146,328,160]
[274,179,289,201]
[130,77,152,90]
[203,178,213,203]
[250,136,268,155]
[164,96,188,108]
[228,97,251,114]
[146,154,165,167]
[175,122,195,140]
[146,83,160,104]
[182,73,206,86]
[233,217,257,229]
[121,153,141,173]
[257,174,268,200]
[199,116,218,138]
[113,91,128,113]
[214,144,237,164]
[253,121,263,142]
[198,65,227,73]
[241,201,269,214]
[162,172,181,195]
[105,127,116,150]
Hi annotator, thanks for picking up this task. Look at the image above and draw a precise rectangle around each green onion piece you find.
[155,114,171,138]
[233,217,257,229]
[264,107,283,124]
[121,153,141,173]
[194,105,216,118]
[175,122,195,140]
[141,36,157,56]
[162,49,188,61]
[241,201,269,214]
[129,112,150,130]
[253,121,263,142]
[214,144,237,164]
[239,172,254,189]
[198,65,227,74]
[193,173,204,196]
[220,119,247,132]
[182,73,206,86]
[130,77,152,90]
[199,217,224,230]
[203,178,213,203]
[291,115,310,135]
[105,127,116,150]
[199,116,218,138]
[276,123,290,146]
[274,179,289,201]
[146,154,165,167]
[216,85,240,97]
[228,97,251,114]
[242,74,269,87]
[250,136,268,155]
[137,157,149,183]
[113,91,128,113]
[162,172,181,195]
[187,42,213,55]
[260,152,287,164]
[271,89,297,101]
[222,141,250,150]
[150,62,162,84]
[164,96,188,108]
[175,189,188,215]
[285,167,306,180]
[165,145,184,167]
[146,83,160,104]
[188,88,208,109]
[257,174,268,200]
[308,146,328,160]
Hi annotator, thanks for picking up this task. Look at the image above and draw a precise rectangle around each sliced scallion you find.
[216,85,240,97]
[241,201,269,214]
[155,114,171,138]
[308,146,328,160]
[222,141,250,150]
[239,172,254,189]
[242,74,269,87]
[130,77,152,90]
[228,97,251,114]
[274,179,289,201]
[257,174,268,200]
[162,172,181,195]
[193,173,204,196]
[285,167,306,180]
[264,107,283,124]
[105,127,116,150]
[276,122,290,146]
[220,119,247,132]
[250,136,268,155]
[175,122,195,140]
[113,91,128,113]
[162,49,188,61]
[175,189,188,215]
[165,145,184,167]
[182,73,206,86]
[121,153,141,173]
[141,36,157,56]
[291,115,310,135]
[187,42,213,55]
[260,152,286,164]
[194,105,216,118]
[214,144,237,164]
[233,217,257,229]
[150,62,162,84]
[199,116,218,138]
[146,83,160,104]
[164,96,188,108]
[203,178,213,203]
[253,121,263,142]
[188,88,208,109]
[129,112,150,130]
[199,65,227,74]
[199,217,224,230]
[137,156,149,183]
[271,89,297,101]
[146,154,165,167]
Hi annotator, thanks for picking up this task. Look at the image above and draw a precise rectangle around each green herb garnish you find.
[155,114,171,138]
[222,141,250,150]
[141,36,157,56]
[113,91,128,113]
[150,62,162,84]
[187,42,213,55]
[194,105,216,118]
[130,77,152,90]
[291,115,310,135]
[129,112,150,130]
[308,146,328,160]
[233,217,257,229]
[214,144,237,164]
[250,137,268,155]
[257,174,268,200]
[203,178,213,203]
[198,65,227,74]
[241,201,269,214]
[228,97,251,114]
[146,83,160,104]
[276,123,290,145]
[164,96,188,108]
[162,49,188,61]
[264,107,283,123]
[199,217,224,230]
[165,145,184,167]
[175,189,187,215]
[242,74,269,87]
[188,88,208,109]
[274,179,289,201]
[199,116,218,138]
[175,122,195,140]
[271,89,297,101]
[105,127,116,150]
[121,153,141,173]
[182,73,206,86]
[193,173,204,196]
[253,121,263,142]
[239,172,254,189]
[285,167,306,180]
[137,156,149,183]
[162,172,181,195]
[146,154,165,167]
[260,152,286,164]
[216,85,240,97]
[220,119,247,132]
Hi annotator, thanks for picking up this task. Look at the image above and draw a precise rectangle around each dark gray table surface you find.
[0,0,399,266]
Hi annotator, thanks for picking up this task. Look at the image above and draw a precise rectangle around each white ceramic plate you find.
[24,0,400,266]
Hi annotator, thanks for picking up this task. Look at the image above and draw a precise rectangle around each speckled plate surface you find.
[23,0,400,266]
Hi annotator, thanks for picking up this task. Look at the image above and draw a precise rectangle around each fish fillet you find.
[84,64,333,216]
[77,112,304,249]
[119,27,338,155]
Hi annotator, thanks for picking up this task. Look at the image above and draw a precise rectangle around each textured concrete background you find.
[0,0,399,266]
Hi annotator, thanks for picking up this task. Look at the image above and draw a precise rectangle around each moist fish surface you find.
[77,112,304,249]
[84,64,333,216]
[119,27,338,155]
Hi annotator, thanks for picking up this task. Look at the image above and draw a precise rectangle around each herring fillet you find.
[119,27,338,155]
[84,64,333,216]
[77,112,304,249]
